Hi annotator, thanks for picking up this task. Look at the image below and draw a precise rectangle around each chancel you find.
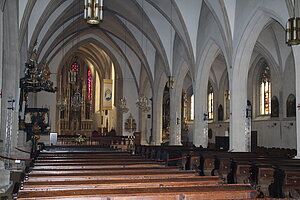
[1,0,300,199]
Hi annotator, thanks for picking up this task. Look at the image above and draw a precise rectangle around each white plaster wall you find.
[252,119,296,148]
[208,119,296,149]
[208,122,230,144]
[283,57,296,117]
[122,79,138,136]
[34,55,60,132]
[257,27,279,65]
[36,90,56,132]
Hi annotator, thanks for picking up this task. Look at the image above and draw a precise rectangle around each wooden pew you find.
[18,185,256,199]
[19,147,257,200]
[217,155,300,198]
[177,148,300,198]
[22,176,224,191]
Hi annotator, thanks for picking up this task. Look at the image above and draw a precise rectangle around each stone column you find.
[230,80,248,152]
[193,96,208,148]
[193,81,209,148]
[1,0,20,163]
[0,4,3,144]
[152,93,162,145]
[169,89,181,145]
[0,160,11,194]
[293,45,300,157]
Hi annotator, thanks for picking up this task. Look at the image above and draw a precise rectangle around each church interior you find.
[1,0,300,199]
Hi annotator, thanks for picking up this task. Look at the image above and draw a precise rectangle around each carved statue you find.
[42,62,51,80]
[30,49,38,64]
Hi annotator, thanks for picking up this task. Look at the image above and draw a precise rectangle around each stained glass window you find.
[71,61,79,71]
[260,66,271,115]
[190,94,194,120]
[87,69,93,109]
[69,61,79,83]
[208,82,214,120]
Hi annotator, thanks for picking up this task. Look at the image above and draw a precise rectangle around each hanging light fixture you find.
[286,0,300,45]
[118,98,129,113]
[167,1,175,89]
[167,76,174,89]
[286,18,300,45]
[136,95,150,113]
[84,0,103,24]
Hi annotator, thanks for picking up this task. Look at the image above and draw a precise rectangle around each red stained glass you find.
[87,69,92,110]
[71,62,79,71]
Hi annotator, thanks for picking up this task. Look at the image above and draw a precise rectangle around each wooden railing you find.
[59,120,93,136]
[56,135,135,150]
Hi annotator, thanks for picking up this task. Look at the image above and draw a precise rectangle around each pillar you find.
[1,0,20,162]
[169,89,181,145]
[293,45,300,158]
[230,75,248,152]
[152,93,162,145]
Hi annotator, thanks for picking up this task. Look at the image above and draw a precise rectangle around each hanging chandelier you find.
[286,17,300,45]
[286,1,300,45]
[118,98,129,113]
[136,95,150,113]
[167,76,175,89]
[84,0,103,24]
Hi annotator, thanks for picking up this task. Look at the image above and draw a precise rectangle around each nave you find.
[2,0,300,199]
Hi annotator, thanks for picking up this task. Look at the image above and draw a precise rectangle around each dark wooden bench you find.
[18,184,256,199]
[22,176,223,191]
[176,149,300,198]
[19,147,258,199]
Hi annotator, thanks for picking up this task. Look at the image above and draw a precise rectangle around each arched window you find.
[87,69,93,102]
[86,69,93,119]
[286,94,296,117]
[218,104,223,121]
[271,96,279,117]
[69,60,80,83]
[71,61,79,71]
[259,66,271,115]
[208,82,214,120]
[190,94,194,120]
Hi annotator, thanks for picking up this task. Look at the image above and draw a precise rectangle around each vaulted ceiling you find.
[18,0,291,94]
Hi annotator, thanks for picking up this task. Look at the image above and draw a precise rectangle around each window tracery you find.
[259,66,271,115]
[208,82,214,120]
